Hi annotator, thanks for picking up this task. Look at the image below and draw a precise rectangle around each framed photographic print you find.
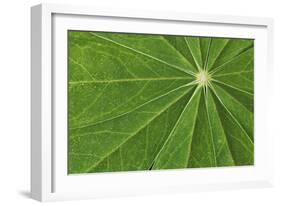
[31,3,274,201]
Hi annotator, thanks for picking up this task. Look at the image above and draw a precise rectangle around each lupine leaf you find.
[68,31,254,174]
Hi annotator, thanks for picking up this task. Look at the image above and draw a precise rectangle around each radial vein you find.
[203,39,212,71]
[210,46,253,75]
[184,37,201,72]
[84,86,195,172]
[212,79,253,96]
[209,84,253,145]
[69,77,192,85]
[90,33,196,77]
[204,87,217,166]
[70,80,197,130]
[151,86,201,168]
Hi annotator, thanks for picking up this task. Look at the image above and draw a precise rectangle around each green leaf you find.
[68,31,254,174]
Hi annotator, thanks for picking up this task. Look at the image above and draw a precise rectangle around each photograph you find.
[67,31,254,174]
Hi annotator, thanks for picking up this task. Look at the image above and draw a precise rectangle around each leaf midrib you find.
[150,86,201,168]
[204,88,217,166]
[212,79,253,96]
[90,32,196,77]
[205,87,236,165]
[70,81,197,130]
[69,76,193,85]
[184,37,201,71]
[210,46,253,75]
[209,83,254,145]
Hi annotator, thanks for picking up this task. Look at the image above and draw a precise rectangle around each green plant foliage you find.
[68,31,254,174]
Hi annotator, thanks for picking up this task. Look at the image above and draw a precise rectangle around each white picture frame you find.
[31,3,274,202]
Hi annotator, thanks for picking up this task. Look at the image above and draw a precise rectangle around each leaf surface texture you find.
[68,31,254,174]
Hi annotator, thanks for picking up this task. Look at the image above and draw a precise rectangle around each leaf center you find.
[196,70,211,87]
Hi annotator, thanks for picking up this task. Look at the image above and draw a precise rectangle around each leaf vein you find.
[90,32,196,77]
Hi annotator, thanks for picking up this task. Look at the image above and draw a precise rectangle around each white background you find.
[0,0,280,205]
